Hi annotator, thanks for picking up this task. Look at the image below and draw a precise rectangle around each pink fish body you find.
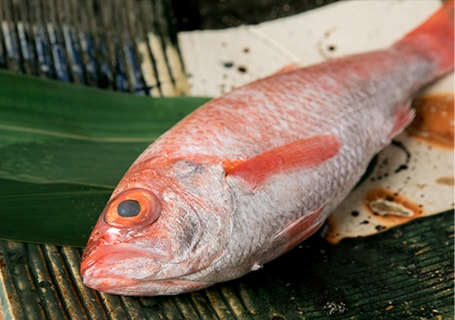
[81,2,454,296]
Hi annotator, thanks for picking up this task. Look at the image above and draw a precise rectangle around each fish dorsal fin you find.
[272,63,302,75]
[225,134,341,189]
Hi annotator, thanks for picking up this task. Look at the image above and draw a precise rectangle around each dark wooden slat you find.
[3,211,451,319]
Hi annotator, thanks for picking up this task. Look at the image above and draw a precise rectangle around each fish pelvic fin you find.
[225,134,341,189]
[394,0,454,78]
[271,205,326,254]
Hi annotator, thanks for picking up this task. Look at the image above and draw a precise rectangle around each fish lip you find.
[80,242,206,291]
[80,243,212,295]
[87,242,171,260]
[80,242,172,276]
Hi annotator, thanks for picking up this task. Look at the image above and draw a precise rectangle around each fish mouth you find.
[80,243,209,296]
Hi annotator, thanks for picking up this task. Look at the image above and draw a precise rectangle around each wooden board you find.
[1,211,453,319]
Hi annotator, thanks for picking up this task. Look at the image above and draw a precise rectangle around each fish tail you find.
[394,0,454,78]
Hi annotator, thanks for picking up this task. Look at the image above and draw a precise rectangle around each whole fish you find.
[81,1,454,296]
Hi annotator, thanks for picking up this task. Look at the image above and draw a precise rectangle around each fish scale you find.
[81,0,454,296]
[147,51,430,165]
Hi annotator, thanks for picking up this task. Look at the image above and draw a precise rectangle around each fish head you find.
[80,158,233,295]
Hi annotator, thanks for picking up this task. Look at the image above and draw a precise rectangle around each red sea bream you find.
[81,1,454,295]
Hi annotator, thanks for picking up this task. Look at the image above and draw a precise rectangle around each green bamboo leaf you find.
[0,178,109,246]
[0,70,210,245]
[0,71,206,143]
[0,139,149,187]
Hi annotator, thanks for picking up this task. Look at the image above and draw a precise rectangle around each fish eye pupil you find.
[117,200,141,217]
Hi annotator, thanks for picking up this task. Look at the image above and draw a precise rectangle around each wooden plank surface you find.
[1,211,452,319]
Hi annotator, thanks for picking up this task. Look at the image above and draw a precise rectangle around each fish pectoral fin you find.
[224,134,341,189]
[272,205,326,253]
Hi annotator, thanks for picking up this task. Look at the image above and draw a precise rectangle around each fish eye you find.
[117,199,141,217]
[103,188,161,228]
